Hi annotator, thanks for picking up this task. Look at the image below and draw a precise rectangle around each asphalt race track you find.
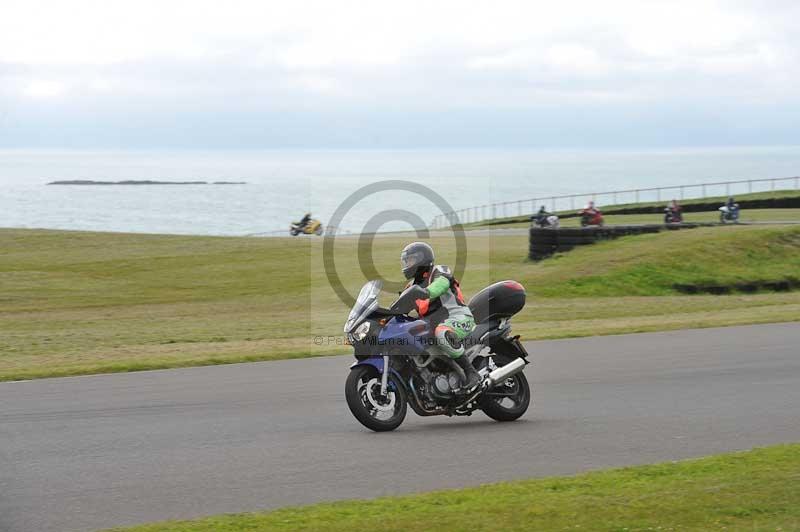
[2,322,799,532]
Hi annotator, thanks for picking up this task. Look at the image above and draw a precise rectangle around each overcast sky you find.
[2,0,799,148]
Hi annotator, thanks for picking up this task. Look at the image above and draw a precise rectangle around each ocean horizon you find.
[2,146,799,236]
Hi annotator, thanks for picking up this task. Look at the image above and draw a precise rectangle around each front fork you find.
[380,354,389,396]
[350,354,395,397]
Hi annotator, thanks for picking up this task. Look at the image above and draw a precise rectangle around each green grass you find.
[1,226,799,381]
[508,225,800,297]
[109,443,800,531]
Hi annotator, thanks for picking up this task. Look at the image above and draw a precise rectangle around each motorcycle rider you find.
[297,212,312,229]
[723,197,739,220]
[400,242,481,392]
[579,200,602,226]
[533,205,549,226]
[665,199,682,222]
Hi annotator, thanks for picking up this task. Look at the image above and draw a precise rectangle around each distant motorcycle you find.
[532,214,560,229]
[579,208,604,227]
[664,207,683,224]
[343,280,531,432]
[719,204,739,224]
[290,219,324,236]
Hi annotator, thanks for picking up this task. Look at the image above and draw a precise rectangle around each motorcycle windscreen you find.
[344,280,383,333]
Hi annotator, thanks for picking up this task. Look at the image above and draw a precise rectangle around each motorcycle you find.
[343,280,531,432]
[579,208,604,227]
[719,204,739,224]
[664,207,683,224]
[532,214,560,228]
[290,219,324,236]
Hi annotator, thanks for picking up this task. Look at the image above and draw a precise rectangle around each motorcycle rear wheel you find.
[479,356,531,422]
[345,366,407,432]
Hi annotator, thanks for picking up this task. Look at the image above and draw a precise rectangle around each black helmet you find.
[400,242,434,280]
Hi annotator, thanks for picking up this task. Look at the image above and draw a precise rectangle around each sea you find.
[1,147,799,236]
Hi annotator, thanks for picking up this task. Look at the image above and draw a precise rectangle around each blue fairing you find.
[350,316,430,390]
[349,317,431,387]
[377,315,430,353]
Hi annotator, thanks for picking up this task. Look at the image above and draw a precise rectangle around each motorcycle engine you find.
[417,365,461,403]
[431,372,461,400]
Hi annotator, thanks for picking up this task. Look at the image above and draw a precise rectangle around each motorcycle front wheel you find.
[345,365,407,432]
[479,356,531,422]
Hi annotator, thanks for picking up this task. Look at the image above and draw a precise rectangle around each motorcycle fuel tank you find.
[377,316,430,352]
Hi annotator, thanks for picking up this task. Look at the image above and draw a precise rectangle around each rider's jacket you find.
[409,265,472,324]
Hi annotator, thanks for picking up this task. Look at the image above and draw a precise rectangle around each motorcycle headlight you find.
[352,321,371,341]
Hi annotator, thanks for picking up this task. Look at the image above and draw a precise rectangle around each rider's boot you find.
[454,355,482,393]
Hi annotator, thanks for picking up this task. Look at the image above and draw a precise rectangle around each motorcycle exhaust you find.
[484,357,527,388]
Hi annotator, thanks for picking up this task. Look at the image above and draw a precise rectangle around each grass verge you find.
[109,443,800,531]
[1,226,799,381]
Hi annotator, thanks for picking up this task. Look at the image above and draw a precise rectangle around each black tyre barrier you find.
[673,278,800,295]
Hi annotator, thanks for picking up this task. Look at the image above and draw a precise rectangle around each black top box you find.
[468,280,526,323]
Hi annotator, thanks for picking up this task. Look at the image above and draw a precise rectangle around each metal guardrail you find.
[430,176,800,229]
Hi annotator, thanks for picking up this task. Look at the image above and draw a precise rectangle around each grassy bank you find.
[110,443,800,531]
[517,225,800,297]
[1,226,799,380]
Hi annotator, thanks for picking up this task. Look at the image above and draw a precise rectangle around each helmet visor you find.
[400,250,425,271]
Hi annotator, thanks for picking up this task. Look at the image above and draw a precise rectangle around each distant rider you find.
[534,205,549,225]
[724,197,739,219]
[297,212,312,229]
[400,242,481,392]
[583,200,599,215]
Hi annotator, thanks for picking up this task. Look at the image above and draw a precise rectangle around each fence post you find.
[726,182,730,196]
[656,188,661,202]
[570,196,575,211]
[680,186,684,200]
[702,184,706,197]
[795,176,799,190]
[771,179,776,191]
[518,201,522,217]
[748,180,753,193]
